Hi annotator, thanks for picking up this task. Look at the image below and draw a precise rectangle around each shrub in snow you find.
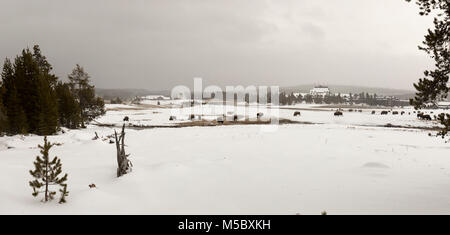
[29,136,69,203]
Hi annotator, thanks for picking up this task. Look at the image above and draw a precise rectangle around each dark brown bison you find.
[381,111,389,115]
[334,111,343,116]
[423,115,432,120]
[123,116,129,121]
[169,116,176,121]
[257,113,264,118]
[293,111,301,117]
[233,114,238,121]
[418,113,432,120]
[371,111,376,114]
[392,111,399,115]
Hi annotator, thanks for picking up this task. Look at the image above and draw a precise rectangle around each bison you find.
[392,111,399,115]
[381,111,389,115]
[257,113,264,119]
[169,116,176,121]
[233,114,238,121]
[418,113,432,120]
[123,116,129,121]
[293,111,301,117]
[371,111,376,115]
[422,115,432,120]
[334,111,343,116]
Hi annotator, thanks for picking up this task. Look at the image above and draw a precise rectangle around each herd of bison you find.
[122,108,437,124]
[329,109,433,121]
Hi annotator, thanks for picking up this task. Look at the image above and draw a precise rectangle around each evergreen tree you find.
[0,81,7,134]
[437,113,450,139]
[68,64,105,127]
[313,95,323,104]
[297,94,303,103]
[37,77,59,135]
[337,93,343,104]
[5,84,27,134]
[1,46,59,135]
[279,92,287,105]
[1,58,28,134]
[305,94,313,104]
[111,97,123,104]
[29,136,68,203]
[324,94,332,104]
[33,46,59,135]
[14,50,42,133]
[32,45,58,88]
[407,0,449,138]
[82,89,105,122]
[55,82,81,129]
[1,45,101,135]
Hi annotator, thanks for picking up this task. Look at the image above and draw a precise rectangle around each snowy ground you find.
[1,102,450,214]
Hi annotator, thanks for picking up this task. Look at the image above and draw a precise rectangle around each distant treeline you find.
[96,88,159,101]
[194,90,408,107]
[0,45,105,136]
[278,92,409,107]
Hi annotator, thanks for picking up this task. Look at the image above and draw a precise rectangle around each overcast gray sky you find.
[0,0,434,90]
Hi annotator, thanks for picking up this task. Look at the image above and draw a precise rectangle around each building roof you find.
[310,87,330,93]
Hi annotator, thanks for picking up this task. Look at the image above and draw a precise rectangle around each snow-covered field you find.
[1,102,450,214]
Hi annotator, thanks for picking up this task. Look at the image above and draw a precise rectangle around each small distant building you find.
[145,95,170,100]
[310,86,330,97]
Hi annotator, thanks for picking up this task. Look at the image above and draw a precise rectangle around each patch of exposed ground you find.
[92,118,317,130]
[106,104,173,111]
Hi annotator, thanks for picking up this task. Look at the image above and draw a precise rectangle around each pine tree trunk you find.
[80,110,85,128]
[45,160,49,202]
